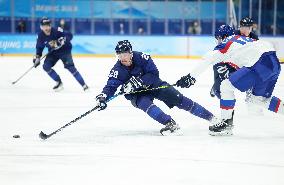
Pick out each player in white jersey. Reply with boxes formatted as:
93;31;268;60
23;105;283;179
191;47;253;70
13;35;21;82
176;24;283;136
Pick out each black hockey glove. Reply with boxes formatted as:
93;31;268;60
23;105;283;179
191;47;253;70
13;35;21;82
121;76;144;94
176;73;196;88
96;93;107;111
33;55;41;68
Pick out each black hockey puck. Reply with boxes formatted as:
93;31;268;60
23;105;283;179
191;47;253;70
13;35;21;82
13;135;20;138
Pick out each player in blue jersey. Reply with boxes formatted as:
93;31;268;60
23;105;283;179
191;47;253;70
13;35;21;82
176;24;283;136
95;40;220;135
33;17;88;91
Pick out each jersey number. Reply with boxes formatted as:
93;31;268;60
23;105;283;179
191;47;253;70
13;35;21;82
109;70;118;78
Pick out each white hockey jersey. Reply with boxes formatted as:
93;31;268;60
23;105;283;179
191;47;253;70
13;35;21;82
191;35;276;78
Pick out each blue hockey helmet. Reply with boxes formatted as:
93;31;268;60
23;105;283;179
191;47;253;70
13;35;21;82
40;17;51;26
115;40;132;54
214;24;235;40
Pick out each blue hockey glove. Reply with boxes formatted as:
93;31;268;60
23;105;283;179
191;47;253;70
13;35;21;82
176;73;196;88
96;93;107;111
121;76;144;94
33;55;41;68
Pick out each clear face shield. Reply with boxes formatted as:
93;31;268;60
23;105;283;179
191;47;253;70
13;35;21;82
117;52;133;66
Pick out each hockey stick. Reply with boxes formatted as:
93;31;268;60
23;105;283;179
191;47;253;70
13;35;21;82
12;50;54;85
39;83;176;140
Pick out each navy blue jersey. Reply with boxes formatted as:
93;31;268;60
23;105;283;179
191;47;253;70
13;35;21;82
102;51;164;99
36;27;73;56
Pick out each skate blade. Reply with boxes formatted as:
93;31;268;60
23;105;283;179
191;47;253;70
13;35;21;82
54;86;64;92
84;87;91;92
160;129;183;136
209;129;233;136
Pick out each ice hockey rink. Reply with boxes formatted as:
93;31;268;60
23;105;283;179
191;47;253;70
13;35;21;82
1;56;284;185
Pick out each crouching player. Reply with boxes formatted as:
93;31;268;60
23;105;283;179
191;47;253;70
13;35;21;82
95;40;220;135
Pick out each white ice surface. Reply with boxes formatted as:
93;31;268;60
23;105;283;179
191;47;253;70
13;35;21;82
0;56;284;185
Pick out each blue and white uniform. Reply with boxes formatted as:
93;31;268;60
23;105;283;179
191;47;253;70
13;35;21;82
190;35;282;118
211;30;259;99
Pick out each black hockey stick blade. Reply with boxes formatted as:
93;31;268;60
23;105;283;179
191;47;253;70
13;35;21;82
39;131;50;140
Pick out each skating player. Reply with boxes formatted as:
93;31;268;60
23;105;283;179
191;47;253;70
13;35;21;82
95;40;220;135
176;24;283;136
34;17;88;91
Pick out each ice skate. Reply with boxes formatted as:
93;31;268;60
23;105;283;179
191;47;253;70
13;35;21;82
160;119;181;136
53;80;63;92
209;112;234;136
83;84;90;92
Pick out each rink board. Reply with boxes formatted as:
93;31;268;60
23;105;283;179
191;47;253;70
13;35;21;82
0;35;284;63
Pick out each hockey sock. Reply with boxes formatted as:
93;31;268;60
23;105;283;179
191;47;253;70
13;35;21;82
220;99;236;119
47;69;61;82
66;66;86;86
177;96;214;121
137;97;171;125
268;96;284;115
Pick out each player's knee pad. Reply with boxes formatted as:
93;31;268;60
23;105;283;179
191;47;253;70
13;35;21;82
157;87;183;108
177;96;194;112
42;63;52;73
134;96;153;112
220;79;236;100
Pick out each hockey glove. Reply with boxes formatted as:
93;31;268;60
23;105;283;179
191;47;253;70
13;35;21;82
96;93;107;111
56;37;66;49
121;76;144;94
33;55;41;68
176;73;196;88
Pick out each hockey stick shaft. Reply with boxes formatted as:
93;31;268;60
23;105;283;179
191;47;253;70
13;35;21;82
39;84;176;140
12;51;52;85
39;92;123;140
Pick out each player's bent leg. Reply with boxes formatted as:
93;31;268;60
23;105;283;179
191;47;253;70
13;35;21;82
209;79;236;136
177;96;216;122
62;54;88;91
65;65;85;85
43;60;63;92
220;79;236;119
156;85;217;124
132;95;180;135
